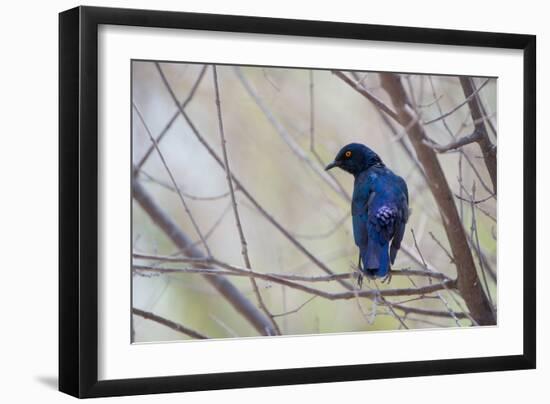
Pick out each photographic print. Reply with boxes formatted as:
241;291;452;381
131;61;497;342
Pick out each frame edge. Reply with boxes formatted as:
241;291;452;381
58;5;537;398
522;34;536;369
58;5;81;398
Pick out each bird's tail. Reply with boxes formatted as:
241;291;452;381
361;240;390;278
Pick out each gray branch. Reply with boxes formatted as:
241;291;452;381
154;62;353;291
132;308;209;339
132;179;278;336
212;65;281;335
459;77;497;193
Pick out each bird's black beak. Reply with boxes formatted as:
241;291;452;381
325;161;340;171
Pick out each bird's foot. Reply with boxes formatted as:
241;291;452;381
355;254;365;289
357;273;364;289
381;269;393;284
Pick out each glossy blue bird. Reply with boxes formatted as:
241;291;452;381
326;143;409;285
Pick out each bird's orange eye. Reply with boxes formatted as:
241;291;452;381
345;151;352;158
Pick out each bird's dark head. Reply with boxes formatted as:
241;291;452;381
325;143;383;176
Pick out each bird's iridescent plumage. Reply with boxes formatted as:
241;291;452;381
326;143;409;281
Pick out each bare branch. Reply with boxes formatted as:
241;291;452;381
429;231;454;264
376;73;495;325
139;169;230;201
134;252;451;282
374;280;409;329
308;70;352;201
332;70;401;123
424;128;482;153
132;308;209;339
234;67;351;201
133;259;457;300
390;303;469;320
411;229;473;326
375;101;428;181
309;70;315;152
213;65;280;335
133;103;212;257
132;179;277;336
454;192;495;204
460;77;497;193
455;182;497;224
477;91;498;138
154;62;353;290
187;202;232;250
417;94;444;108
426;77;494;195
423;78;490;125
476;205;497;223
348;71;427;183
134;255;466;321
134;65;208;173
209;314;239;338
469;182;496;316
272;296;317;318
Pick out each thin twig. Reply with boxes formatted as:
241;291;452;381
429;232;454;264
187;201;232;249
469;182;496;316
132;308;209;339
133;260;456;300
459;152;464;220
424;129;481;153
349;70;428;181
272;296;317;318
411;229;476;326
309;70;315;152
234;67;351;201
426;77;494;196
454;192;495;204
459;77;497;193
476;204;497;222
417;94;444;108
134;252;451;281
139;169;231;201
308;70;352;201
477;90;498;138
350;266;376;325
390;303;470;319
154;62;353;291
374;280;409;329
423;78;490;125
332;70;401;123
456;182;497;223
209;314;239;338
212;65;280;335
461;151;494;196
134;65;208;173
133;102;213;257
132;179;277;336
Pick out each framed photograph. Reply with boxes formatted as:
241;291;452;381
59;6;536;398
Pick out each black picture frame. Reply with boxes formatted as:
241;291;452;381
59;5;536;398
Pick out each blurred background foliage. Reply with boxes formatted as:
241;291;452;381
132;61;497;342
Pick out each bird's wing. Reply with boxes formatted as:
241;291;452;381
351;177;373;248
369;179;407;243
389;213;406;264
389;175;409;264
395;174;409;204
368;204;400;244
352;191;373;248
